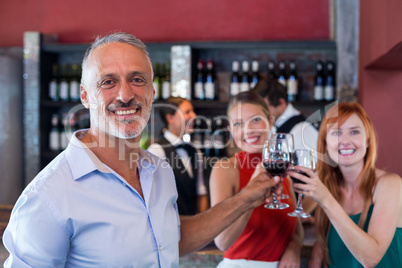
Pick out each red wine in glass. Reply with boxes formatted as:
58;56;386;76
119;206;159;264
290;170;309;184
264;160;290;177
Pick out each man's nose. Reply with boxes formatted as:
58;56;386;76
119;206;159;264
117;82;134;103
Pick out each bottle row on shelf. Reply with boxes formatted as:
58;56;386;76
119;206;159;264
189;116;228;158
230;59;336;102
152;62;172;101
153;59;219;102
47;59;336;104
48;110;90;152
193;60;217;101
229;60;260;97
313;61;336;102
48;63;82;102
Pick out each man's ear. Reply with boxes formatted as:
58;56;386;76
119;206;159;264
81;84;90;109
278;98;287;107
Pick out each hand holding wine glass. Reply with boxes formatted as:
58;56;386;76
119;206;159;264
268;132;295;200
287;149;317;218
262;138;290;209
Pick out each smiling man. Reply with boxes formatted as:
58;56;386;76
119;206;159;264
3;32;280;268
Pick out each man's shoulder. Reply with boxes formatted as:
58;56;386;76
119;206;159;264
25;152;71;194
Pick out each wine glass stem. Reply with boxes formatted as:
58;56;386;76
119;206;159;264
272;185;278;203
297;193;304;211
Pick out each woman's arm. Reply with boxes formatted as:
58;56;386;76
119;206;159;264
209;158;253;251
290;167;402;268
309;241;326;268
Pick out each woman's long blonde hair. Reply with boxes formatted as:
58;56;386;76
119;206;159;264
315;102;378;265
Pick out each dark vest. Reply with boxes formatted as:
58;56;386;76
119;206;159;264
158;137;200;216
276;114;306;134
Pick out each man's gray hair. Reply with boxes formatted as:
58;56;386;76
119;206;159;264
81;32;149;85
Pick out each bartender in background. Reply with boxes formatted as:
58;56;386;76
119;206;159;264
147;97;209;215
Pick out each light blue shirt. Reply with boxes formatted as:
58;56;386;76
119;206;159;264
3;130;181;268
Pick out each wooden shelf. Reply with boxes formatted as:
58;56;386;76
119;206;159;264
41;99;83;108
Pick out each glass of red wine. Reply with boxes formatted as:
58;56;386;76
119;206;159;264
268;132;295;199
288;149;317;218
262;138;290;209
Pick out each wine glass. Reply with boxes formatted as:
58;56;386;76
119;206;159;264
268;132;295;199
288;149;317;218
262;139;290;210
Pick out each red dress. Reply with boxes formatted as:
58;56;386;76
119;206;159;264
223;151;297;261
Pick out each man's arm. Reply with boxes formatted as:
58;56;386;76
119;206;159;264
178;169;280;256
3;191;70;267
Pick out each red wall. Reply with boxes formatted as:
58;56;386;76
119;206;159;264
0;0;329;47
359;1;402;176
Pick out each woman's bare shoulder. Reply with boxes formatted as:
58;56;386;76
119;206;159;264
375;169;401;183
210;156;240;193
373;169;401;197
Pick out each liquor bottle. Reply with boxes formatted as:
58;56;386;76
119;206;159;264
69;64;80;102
59;64;70;101
277;61;287;87
213;118;226;157
240;61;250;92
49;64;59;102
49;114;60;152
314;61;325;101
267;61;277;80
204;60;216;100
250;60;259;89
152;62;161;100
161;63;171;100
287;61;298;102
324;61;336;101
193;60;205;100
230;61;240;97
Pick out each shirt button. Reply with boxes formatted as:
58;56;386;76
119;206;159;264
123;182;127;187
158;245;162;251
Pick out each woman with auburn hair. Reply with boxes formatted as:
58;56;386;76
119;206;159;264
289;102;402;267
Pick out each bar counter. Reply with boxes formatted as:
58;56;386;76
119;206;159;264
180;222;317;267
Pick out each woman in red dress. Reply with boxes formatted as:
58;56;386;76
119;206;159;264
210;91;303;268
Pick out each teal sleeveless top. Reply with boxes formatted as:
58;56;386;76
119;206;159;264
328;205;402;267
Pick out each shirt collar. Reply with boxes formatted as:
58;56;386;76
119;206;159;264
65;129;156;180
275;103;301;128
164;130;183;146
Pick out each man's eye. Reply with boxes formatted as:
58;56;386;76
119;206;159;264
233;122;241;127
131;77;146;86
100;80;116;89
